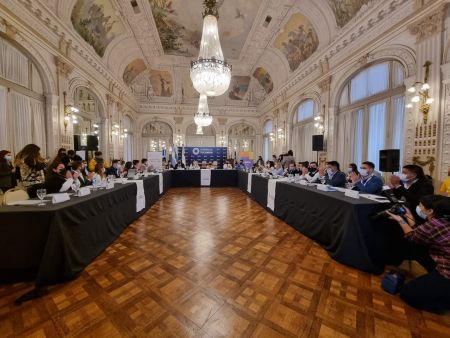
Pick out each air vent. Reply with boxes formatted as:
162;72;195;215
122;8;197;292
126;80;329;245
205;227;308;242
131;0;140;14
263;16;272;27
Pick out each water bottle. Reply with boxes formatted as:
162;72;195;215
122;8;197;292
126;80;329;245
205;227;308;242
92;176;97;190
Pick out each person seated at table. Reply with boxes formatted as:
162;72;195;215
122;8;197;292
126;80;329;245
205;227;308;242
349;161;383;194
439;166;450;196
284;161;299;176
389;164;434;220
0;149;16;193
93;163;106;183
67;149;82;164
272;161;284;176
131;160;141;171
206;162;213;169
235;160;245;170
223;160;233;170
71;161;93;186
300;161;320;183
387;195;450;313
141;158;148;172
346;163;360;182
88;151;109;172
45;161;77;193
106;160;120;178
174;160;186;170
14;144;46;195
318;161;346;187
256;156;264;167
190;160;201;170
122;161;132;176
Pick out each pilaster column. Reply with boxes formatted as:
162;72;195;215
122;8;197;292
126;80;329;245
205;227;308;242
318;76;331;159
55;56;74;150
44;94;59;157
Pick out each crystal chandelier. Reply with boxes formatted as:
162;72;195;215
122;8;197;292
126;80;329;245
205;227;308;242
196;125;204;135
190;0;231;96
194;94;212;127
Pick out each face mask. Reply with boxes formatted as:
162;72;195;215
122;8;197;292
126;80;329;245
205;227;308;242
360;169;368;177
347;168;352;174
309;167;316;172
327;168;334;176
400;173;409;182
4;155;12;161
59;168;66;176
289;166;295;171
416;206;428;220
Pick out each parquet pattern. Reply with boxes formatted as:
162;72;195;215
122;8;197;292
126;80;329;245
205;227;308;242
1;188;450;337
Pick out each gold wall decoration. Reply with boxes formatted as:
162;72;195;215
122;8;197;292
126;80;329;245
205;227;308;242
412;156;435;177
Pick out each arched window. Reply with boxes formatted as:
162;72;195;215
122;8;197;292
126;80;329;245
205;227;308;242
228;123;256;159
142;121;173;156
263;120;273;161
337;61;405;169
185;124;215;147
0;36;46;155
292;99;317;162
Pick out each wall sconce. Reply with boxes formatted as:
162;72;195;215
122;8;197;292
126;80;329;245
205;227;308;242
269;132;275;142
314;105;325;134
175;130;183;145
63;91;79;134
92;123;99;135
277;128;284;140
219;131;225;146
406;61;433;124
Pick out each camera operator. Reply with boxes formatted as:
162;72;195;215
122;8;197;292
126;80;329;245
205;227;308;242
389;164;434;220
386;195;450;313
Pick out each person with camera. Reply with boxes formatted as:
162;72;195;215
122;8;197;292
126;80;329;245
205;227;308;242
389;164;434;220
386;195;450;313
349;161;383;195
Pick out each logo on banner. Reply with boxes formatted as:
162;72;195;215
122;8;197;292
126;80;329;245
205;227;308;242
192;148;200;155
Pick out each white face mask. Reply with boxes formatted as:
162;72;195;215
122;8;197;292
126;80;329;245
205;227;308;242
347;168;352;174
4;155;12;161
360;169;368;177
400;173;409;182
327;168;334;176
416;205;428;219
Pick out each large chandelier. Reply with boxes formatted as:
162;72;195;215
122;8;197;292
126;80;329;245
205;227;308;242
190;0;231;96
194;94;213;127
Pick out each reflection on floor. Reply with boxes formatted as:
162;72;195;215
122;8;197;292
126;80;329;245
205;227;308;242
1;188;449;337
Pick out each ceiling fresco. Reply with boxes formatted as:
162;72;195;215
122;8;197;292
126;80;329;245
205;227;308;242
71;0;125;57
274;13;319;71
253;67;273;94
123;59;147;85
328;0;370;27
148;0;262;58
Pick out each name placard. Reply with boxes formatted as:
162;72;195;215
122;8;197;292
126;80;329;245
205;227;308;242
345;189;360;199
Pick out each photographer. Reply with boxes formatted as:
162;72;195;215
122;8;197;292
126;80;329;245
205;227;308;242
387;195;450;313
389;164;434;220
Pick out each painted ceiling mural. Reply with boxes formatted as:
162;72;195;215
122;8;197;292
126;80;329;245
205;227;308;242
253;67;273;94
71;0;125;57
328;0;370;27
148;0;261;58
149;69;173;97
228;76;250;100
123;59;147;85
274;13;319;71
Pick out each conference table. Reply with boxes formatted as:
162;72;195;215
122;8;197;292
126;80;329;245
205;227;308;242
237;171;403;273
1;169;401;303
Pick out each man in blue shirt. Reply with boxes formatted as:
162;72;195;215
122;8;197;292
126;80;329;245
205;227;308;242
319;161;347;187
350;161;383;194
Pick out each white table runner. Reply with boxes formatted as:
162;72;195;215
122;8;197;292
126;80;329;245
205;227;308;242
247;173;254;193
123;180;145;212
267;178;288;211
201;169;211;186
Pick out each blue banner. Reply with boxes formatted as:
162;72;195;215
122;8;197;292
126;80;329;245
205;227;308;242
179;147;228;167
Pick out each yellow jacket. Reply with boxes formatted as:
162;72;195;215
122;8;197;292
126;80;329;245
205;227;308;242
88;158;110;172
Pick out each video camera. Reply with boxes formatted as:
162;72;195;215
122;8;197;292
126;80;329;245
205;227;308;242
372;189;407;220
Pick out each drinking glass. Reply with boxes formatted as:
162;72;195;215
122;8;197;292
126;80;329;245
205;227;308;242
37;189;46;206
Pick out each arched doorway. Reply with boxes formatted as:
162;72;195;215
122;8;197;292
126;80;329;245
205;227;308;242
142;121;173;157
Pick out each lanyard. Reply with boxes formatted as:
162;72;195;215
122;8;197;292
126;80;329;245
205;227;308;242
361;175;373;186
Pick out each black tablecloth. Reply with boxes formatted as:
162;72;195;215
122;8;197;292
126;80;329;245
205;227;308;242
237;170;248;192
0;183;137;285
251;175;269;208
142;176;160;211
171;170;201;187
273;182;403;273
162;171;171;193
211;170;237;187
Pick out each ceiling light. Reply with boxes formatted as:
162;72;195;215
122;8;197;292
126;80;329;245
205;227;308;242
194;94;212;127
190;0;231;96
407;86;416;93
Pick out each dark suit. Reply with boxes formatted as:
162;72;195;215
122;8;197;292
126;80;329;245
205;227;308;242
78;173;91;187
106;166;120;178
325;171;346;187
45;172;67;194
393;177;434;219
353;175;383;195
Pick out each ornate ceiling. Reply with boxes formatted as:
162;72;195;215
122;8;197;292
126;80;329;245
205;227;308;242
47;0;370;107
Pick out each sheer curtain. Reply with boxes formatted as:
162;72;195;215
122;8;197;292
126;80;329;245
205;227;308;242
353;109;364;166
392;96;405;166
0;85;8;150
0;38;29;87
8;91;32;153
367;101;387;169
336;111;353;166
30;99;46;156
292;122;314;161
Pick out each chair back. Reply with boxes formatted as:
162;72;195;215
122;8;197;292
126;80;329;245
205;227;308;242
3;188;29;205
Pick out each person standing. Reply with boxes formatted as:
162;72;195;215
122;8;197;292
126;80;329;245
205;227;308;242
0;150;16;192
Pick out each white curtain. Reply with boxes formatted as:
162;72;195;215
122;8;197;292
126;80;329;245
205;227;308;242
0;85;8;151
292;121;315;162
368;63;389;96
30;99;46;156
392;61;405;88
367;101;387;169
392;96;405;166
336;111;354;166
8;91;32;153
297;100;314;122
353;109;364;166
0;38;29;87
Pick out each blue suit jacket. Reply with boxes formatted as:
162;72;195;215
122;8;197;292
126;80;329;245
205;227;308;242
325;171;346;187
353;175;383;195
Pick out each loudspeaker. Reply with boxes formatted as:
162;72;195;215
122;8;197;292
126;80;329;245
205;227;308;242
87;135;98;151
379;149;400;173
312;135;324;151
74;135;81;151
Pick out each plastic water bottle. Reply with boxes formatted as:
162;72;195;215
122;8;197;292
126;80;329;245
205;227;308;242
92;176;97;190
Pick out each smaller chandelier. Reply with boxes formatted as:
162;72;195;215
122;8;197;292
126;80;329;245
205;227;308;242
405;61;433;124
190;0;231;96
194;94;213;127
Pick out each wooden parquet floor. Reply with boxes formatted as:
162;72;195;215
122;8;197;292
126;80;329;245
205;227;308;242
1;188;450;338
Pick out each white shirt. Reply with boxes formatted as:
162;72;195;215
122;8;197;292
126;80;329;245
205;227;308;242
301;171;320;183
223;164;233;170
